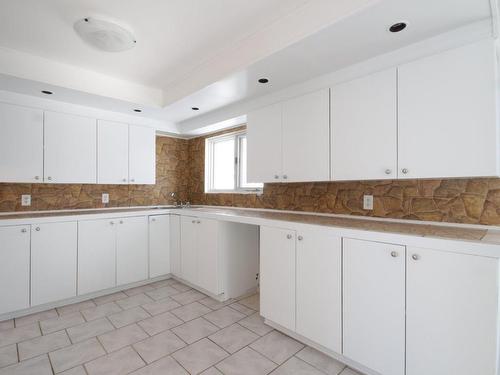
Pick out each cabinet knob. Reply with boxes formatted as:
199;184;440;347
122;178;127;182
402;168;409;174
110;221;114;225
21;228;27;233
297;235;303;241
34;176;40;180
197;220;201;224
274;175;279;179
192;220;196;224
283;175;288;179
35;227;40;231
130;178;135;182
47;176;52;181
391;251;398;257
151;218;156;222
286;234;293;239
385;169;392;175
119;220;123;224
412;254;420;261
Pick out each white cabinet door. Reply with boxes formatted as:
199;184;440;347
331;69;397;180
170;215;182;277
343;238;405;375
31;222;77;306
78;219;116;295
149;215;170;278
296;227;342;353
180;216;198;284
116;216;148;285
247;103;282;183
282;89;330;182
129;125;156;184
398;39;498;179
260;226;296;331
0;225;30;314
197;218;220;295
44;111;97;184
0;103;43;183
97;120;129;184
407;247;499;375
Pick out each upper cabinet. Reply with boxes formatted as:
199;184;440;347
247;88;330;183
398;39;498;179
331;68;397;180
129;125;156;185
0;103;44;183
44;111;97;184
97;120;129;184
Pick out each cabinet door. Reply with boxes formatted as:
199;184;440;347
197;218;220;295
282;89;330;182
129;125;156;184
44;111;97;183
97;120;129;184
170;215;182;277
31;222;77;306
398;39;498;179
247;103;282;183
296;227;342;353
116;216;148;285
407;248;499;375
0;103;43;183
343;238;405;375
0;225;30;314
260;226;296;331
180;216;197;284
149;215;170;278
78;219;116;295
331;69;397;180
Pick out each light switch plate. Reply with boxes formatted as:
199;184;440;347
102;193;109;204
363;195;373;210
21;195;31;206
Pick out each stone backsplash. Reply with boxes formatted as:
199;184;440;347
1;128;500;225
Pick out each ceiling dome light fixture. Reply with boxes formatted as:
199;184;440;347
389;22;407;33
74;17;136;52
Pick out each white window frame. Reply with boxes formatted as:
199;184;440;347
205;130;263;193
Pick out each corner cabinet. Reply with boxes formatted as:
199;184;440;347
247;88;330;183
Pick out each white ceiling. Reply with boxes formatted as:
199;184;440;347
0;0;496;133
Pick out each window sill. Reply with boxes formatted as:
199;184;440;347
204;190;263;195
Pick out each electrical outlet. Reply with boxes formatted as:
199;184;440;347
363;195;373;210
21;195;31;206
102;193;109;204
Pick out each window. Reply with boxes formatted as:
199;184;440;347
205;131;263;193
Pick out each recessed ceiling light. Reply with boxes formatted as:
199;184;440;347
133;109;142;113
191;107;199;111
258;78;269;84
41;90;53;95
74;17;136;52
389;22;407;33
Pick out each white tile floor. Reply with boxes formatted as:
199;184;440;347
0;279;362;375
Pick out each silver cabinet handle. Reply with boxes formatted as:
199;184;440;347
274;175;279;179
122;178;127;182
34;176;40;180
391;251;398;257
47;176;52;181
151;218;156;222
130;178;135;182
286;234;292;239
385;169;392;175
197;220;201;224
21;228;27;233
412;254;420;261
35;227;40;231
297;235;303;241
192;220;196;224
283;175;288;179
119;220;123;224
110;221;114;225
402;168;409;174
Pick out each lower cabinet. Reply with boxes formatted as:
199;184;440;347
180;216;198;285
0;225;30;314
78;219;117;295
149;215;170;278
31;222;77;306
260;226;296;331
342;238;406;375
406;247;499;375
116;216;148;285
170;215;181;277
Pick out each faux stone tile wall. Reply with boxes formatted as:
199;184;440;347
0;136;190;212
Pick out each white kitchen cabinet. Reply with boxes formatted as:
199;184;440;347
149;215;171;278
170;214;182;277
0;225;30;314
406;247;499;375
296;227;342;353
196;218;220;295
247;103;282;183
180;216;198;284
116;216;148;285
331;68;397;180
282;89;330;182
78;219;117;295
0;103;44;183
129;125;156;184
97;120;129;184
31;222;77;306
398;39;498;179
260;226;296;331
343;238;405;375
44;111;97;184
